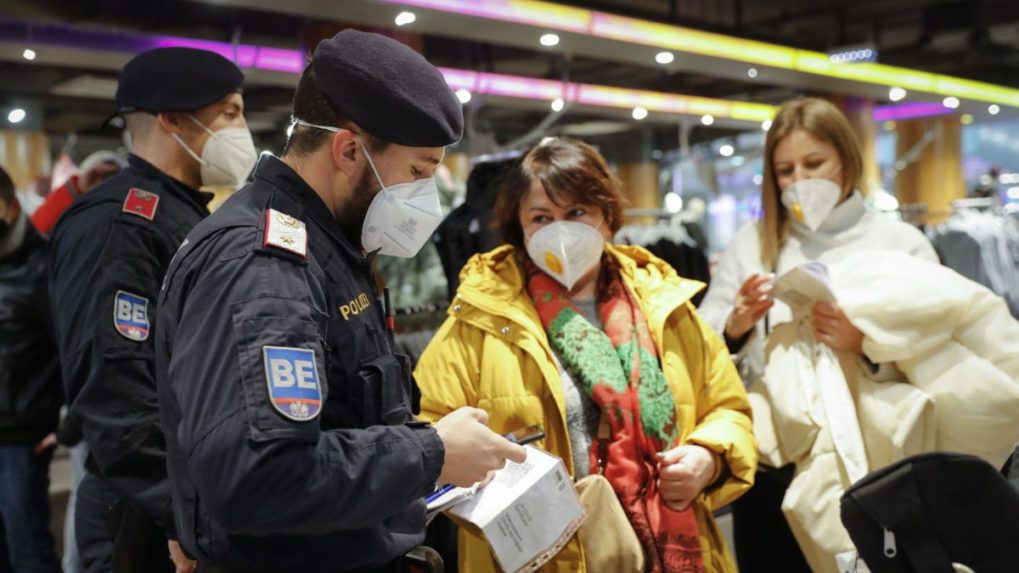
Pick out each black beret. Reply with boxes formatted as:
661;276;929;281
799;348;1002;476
312;30;463;147
116;47;244;114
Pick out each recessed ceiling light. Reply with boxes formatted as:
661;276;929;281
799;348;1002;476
632;107;648;120
540;33;560;47
551;98;565;112
889;87;907;102
655;51;674;65
943;96;960;109
394;12;416;26
455;89;472;104
7;108;26;124
22;48;36;61
700;114;715;126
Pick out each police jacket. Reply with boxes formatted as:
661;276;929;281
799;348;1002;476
48;153;212;531
0;219;61;445
155;156;444;572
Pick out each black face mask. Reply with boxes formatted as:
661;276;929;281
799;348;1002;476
0;220;8;239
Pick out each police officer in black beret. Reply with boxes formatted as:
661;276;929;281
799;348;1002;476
48;47;254;573
155;30;527;572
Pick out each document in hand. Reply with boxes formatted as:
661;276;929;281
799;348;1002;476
772;261;837;314
448;446;585;573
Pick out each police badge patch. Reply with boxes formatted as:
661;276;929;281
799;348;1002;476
122;188;160;220
113;291;150;341
263;209;307;258
263;346;322;422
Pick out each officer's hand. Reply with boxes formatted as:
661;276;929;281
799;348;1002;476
33;433;58;455
434;407;528;487
167;540;195;573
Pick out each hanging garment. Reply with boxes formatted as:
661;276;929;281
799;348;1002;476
615;221;711;305
929;209;1019;318
431;158;513;299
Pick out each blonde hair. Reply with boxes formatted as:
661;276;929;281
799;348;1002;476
759;97;864;269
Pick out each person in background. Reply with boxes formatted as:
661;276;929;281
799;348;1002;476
48;47;251;573
415;137;758;572
0;164;62;573
697;97;938;573
30;151;126;236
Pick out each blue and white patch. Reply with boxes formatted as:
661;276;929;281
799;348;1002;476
113;291;150;341
263;346;322;422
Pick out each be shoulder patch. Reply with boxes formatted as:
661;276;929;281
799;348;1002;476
263;346;322;421
113;291;150;341
122;188;160;220
263;209;307;258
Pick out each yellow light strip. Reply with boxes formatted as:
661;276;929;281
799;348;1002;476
380;0;1019;107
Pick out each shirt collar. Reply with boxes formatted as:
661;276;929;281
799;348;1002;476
127;154;214;208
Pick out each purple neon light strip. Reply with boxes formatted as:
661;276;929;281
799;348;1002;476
872;102;954;122
2;18;769;121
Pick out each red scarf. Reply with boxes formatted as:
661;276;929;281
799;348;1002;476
527;263;705;572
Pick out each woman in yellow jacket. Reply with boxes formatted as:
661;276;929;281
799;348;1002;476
415;137;757;573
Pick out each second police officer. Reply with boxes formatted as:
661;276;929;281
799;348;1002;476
49;47;254;572
155;30;527;572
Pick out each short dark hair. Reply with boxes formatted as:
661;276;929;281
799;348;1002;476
495;137;626;250
0;165;14;204
284;61;388;157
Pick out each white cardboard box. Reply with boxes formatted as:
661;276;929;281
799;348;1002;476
448;446;585;573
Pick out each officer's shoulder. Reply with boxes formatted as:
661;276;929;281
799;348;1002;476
51;176;136;241
182;203;309;267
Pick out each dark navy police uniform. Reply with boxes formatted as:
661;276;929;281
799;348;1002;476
155;156;444;572
47;46;244;572
48;154;213;569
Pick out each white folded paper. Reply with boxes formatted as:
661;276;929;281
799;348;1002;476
772;261;836;315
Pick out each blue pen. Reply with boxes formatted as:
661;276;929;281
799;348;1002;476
426;483;457;504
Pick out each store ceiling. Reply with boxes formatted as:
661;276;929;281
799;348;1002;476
1;0;1019;158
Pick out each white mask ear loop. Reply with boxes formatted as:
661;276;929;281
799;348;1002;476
354;137;387;189
170;132;208;167
291;119;384;186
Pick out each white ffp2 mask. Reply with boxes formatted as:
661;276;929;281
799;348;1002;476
781;178;842;232
359;140;443;258
172;115;257;188
525;221;605;290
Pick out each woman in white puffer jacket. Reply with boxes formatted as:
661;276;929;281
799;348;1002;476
697;97;937;573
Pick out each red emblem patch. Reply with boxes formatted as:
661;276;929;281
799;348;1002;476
122;188;160;220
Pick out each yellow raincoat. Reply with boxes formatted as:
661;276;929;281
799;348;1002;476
415;244;757;572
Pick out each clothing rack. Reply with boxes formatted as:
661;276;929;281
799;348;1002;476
624;208;679;219
951;197;1001;211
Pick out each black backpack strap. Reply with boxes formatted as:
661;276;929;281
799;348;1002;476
848;462;955;573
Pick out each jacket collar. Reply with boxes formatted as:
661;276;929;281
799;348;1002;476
453;243;706;340
127;153;214;210
254;155;372;266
